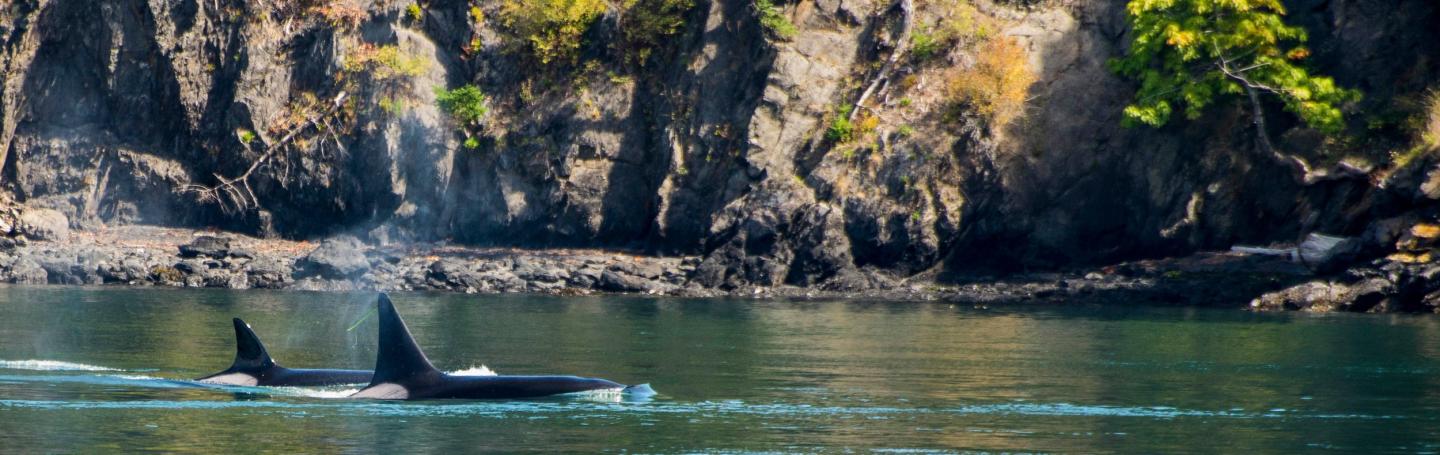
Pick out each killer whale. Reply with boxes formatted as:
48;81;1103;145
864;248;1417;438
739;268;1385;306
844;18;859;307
197;318;373;387
350;294;648;400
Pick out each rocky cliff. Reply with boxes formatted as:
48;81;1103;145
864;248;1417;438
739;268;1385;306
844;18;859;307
0;0;1436;295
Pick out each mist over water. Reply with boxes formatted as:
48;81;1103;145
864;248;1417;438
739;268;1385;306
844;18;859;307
1;286;1439;452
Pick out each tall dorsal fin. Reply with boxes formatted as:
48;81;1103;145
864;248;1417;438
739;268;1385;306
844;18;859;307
230;318;276;371
369;294;440;385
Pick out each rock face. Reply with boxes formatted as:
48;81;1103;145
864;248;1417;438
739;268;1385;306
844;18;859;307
17;208;69;242
0;0;1434;292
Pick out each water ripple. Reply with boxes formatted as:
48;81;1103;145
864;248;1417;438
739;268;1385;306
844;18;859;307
0;397;1413;422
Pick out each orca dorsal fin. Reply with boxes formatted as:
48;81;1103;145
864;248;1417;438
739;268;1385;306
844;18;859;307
230;318;276;371
369;294;440;385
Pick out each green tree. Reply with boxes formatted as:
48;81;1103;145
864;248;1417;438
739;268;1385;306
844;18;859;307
1111;0;1360;176
435;85;489;126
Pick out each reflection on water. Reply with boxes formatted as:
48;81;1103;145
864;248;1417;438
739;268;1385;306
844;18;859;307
0;286;1438;452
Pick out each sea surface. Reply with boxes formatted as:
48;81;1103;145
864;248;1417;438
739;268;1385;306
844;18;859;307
0;286;1437;452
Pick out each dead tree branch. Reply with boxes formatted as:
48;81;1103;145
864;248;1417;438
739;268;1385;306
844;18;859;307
180;91;348;213
851;0;914;121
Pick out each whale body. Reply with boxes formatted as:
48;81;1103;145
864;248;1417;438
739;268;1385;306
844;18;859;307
350;294;645;400
197;318;372;387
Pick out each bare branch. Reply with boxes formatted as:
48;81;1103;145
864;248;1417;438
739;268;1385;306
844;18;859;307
851;0;914;121
181;91;348;213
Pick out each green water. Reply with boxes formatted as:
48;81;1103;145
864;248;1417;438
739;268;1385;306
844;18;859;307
0;286;1438;452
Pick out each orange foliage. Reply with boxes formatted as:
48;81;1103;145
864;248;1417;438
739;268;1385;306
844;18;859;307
945;36;1035;129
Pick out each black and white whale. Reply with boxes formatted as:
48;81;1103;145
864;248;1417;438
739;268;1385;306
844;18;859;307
197;318;373;387
350;294;651;400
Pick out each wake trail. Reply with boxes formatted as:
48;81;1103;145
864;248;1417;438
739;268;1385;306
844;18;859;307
0;359;123;372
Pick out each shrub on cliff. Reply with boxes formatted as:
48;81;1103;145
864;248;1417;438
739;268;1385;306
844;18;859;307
1423;91;1440;152
619;0;695;63
946;36;1034;129
343;44;429;82
1110;0;1359;136
755;0;797;40
827;106;855;143
311;0;367;29
911;0;990;61
435;85;489;127
499;0;607;64
1390;90;1440;169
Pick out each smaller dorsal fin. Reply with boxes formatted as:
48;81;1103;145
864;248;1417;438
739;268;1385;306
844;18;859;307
368;294;440;385
230;318;276;371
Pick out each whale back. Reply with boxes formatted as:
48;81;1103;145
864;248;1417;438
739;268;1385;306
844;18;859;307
368;294;441;386
196;318;278;385
230;318;275;371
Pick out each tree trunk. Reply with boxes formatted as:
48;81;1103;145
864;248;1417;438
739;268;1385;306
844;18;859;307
850;0;913;121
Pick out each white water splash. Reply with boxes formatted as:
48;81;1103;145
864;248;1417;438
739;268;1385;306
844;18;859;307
449;365;498;376
0;360;122;372
565;387;627;403
271;387;362;399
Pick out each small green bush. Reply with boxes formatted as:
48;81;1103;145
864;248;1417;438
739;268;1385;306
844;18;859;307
463;136;481;149
910;25;942;60
826;105;855;143
755;0;796;40
435;85;489;126
406;3;422;22
237;129;257;145
378;96;408;115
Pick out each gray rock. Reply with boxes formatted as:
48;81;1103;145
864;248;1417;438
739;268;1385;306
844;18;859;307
38;257;84;285
100;258;149;283
598;270;654;293
568;266;604;288
179;236;231;258
515;260;565;283
296;236;369;279
204;271;249;289
429;258;484;289
174;260;203;275
0;237;24;249
9;258;47;284
248;260;292;289
608;262;664;280
17;208;69;242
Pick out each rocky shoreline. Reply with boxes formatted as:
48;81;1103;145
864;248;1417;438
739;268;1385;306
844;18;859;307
4;206;1439;312
0;220;1341;309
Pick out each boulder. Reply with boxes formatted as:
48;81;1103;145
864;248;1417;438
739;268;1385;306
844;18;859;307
17;208;69;242
8;258;47;284
296;236;370;279
247;260;293;289
514;258;565;283
0;208;19;236
428;258;483;289
179;236;231;258
1296;233;1364;273
598;270;655;293
38;257;84;285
